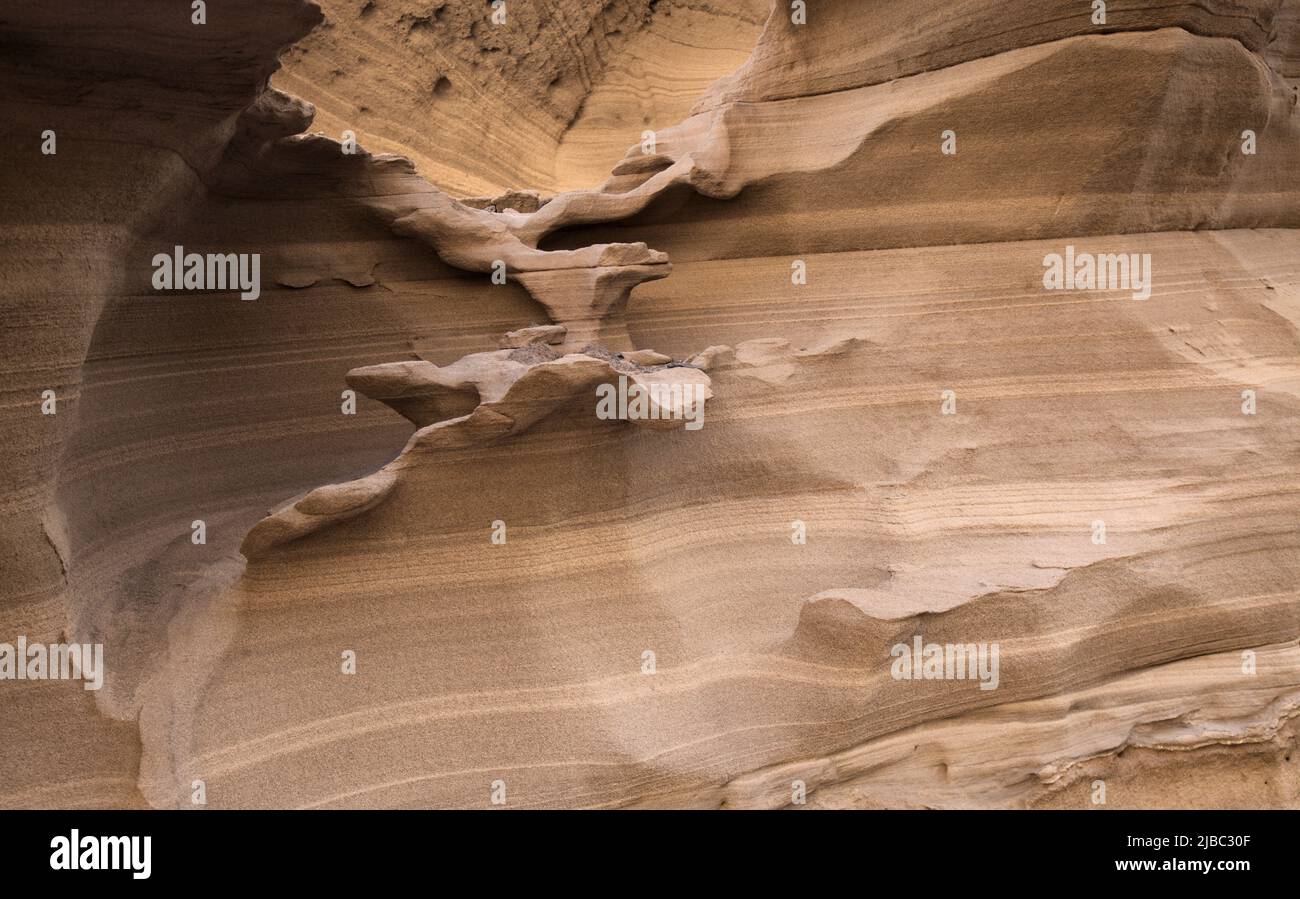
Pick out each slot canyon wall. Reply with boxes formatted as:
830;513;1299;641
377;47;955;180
1;0;1298;809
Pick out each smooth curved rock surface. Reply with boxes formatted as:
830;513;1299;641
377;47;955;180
2;0;1299;812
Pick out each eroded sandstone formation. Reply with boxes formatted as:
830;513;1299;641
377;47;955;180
274;0;770;195
1;0;1298;810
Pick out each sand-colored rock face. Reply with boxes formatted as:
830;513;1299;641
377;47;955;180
274;0;769;195
696;0;1293;110
1;0;1299;811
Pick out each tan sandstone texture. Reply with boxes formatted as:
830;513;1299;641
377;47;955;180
1;0;1298;809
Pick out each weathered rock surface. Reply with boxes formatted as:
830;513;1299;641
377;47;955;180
2;0;1299;811
274;0;769;195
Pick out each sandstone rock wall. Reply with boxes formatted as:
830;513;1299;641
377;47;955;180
2;0;1298;810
